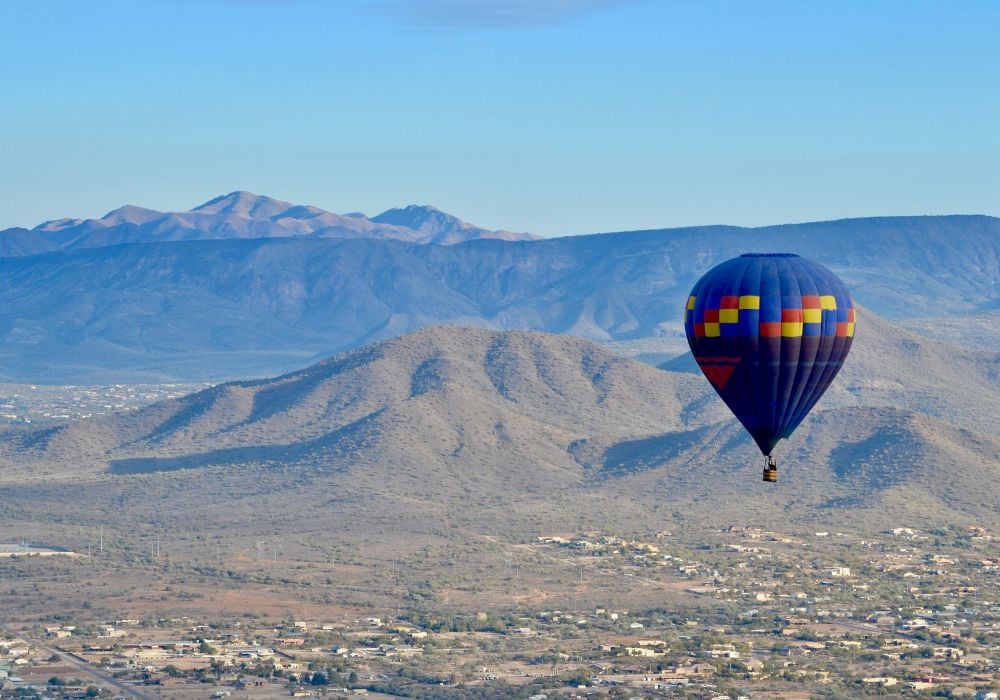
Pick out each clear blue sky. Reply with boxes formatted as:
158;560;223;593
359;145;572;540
2;0;998;236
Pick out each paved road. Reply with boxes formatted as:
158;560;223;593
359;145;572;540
837;619;924;642
45;645;154;700
0;620;151;699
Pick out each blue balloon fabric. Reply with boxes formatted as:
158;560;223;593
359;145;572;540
684;253;855;456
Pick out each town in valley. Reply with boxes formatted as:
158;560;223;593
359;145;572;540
2;524;996;699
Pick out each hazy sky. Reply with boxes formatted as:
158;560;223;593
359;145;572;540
2;0;998;236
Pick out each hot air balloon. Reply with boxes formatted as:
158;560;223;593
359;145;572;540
684;253;855;482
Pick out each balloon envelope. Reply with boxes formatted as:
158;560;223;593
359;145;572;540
684;253;855;456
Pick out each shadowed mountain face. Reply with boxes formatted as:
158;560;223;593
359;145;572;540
0;214;997;382
3;323;996;531
16;191;538;251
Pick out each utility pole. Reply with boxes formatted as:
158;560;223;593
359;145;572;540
99;525;103;553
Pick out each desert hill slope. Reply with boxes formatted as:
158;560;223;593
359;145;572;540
0;215;997;382
3;322;997;533
4;327;717;479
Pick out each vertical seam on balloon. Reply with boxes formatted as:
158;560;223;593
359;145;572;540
763;256;783;453
780;257;826;440
699;260;750;444
737;255;765;452
802;266;853;425
787;265;850;436
772;257;805;447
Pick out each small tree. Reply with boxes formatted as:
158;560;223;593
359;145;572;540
310;670;329;686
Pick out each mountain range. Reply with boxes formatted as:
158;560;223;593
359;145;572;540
2;191;537;255
0;198;998;382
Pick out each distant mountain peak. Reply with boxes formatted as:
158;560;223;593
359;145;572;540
33;217;86;232
191;191;294;219
372;204;538;244
372;204;460;231
394;204;444;215
99;204;164;226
